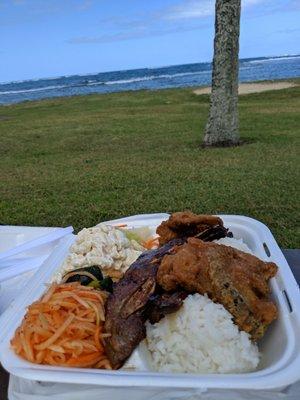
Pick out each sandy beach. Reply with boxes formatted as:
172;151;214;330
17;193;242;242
193;81;298;95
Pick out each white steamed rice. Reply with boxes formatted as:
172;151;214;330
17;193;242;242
146;293;260;374
214;237;253;255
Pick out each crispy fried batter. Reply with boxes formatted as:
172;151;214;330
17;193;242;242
157;211;224;245
157;238;278;340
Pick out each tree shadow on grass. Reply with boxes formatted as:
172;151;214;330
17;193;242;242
199;137;256;149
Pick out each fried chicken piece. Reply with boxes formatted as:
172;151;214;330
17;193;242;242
157;238;278;340
157;211;225;246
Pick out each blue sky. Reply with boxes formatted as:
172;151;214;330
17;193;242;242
0;0;299;82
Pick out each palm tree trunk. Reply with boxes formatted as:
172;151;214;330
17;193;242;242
204;0;241;146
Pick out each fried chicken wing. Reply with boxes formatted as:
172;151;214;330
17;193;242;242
156;211;225;245
157;238;278;340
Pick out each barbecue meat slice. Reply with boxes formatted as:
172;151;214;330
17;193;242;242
104;239;185;369
157;211;225;245
146;291;188;324
157;237;278;340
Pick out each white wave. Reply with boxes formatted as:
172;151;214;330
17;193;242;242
239;66;252;71
84;81;104;86
247;55;300;64
104;76;155;85
0;84;68;95
0;76;68;86
0;70;212;94
160;70;210;79
0;70;110;86
103;70;210;86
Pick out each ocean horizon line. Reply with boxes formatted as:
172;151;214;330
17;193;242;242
1;53;299;86
1;54;299;105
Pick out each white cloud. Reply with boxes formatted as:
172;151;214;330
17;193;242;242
77;0;93;11
166;0;214;20
165;0;266;20
68;0;279;46
243;0;265;5
12;0;26;4
68;23;209;44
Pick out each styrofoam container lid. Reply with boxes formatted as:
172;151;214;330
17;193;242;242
0;226;69;314
0;214;299;390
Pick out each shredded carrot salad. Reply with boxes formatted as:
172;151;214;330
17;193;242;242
142;236;159;250
11;282;111;369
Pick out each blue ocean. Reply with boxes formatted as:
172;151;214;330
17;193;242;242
0;55;299;105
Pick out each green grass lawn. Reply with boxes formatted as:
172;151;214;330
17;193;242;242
1;81;299;248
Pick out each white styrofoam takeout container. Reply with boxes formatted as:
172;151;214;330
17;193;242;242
0;225;68;314
0;214;299;390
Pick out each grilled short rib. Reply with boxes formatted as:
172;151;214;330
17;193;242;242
104;239;185;369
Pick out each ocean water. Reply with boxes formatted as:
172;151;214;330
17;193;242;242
0;55;299;105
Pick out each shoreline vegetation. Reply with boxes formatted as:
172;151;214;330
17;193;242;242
0;79;299;248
